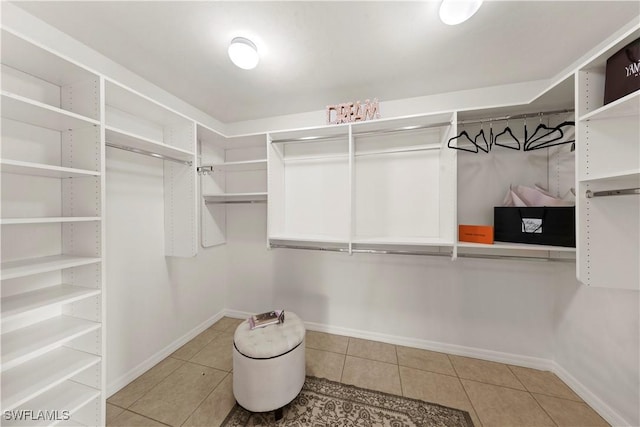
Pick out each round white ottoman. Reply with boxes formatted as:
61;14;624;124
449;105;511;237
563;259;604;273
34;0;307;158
232;311;306;415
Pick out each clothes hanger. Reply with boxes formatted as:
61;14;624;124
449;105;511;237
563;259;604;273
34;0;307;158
524;115;564;151
525;121;575;151
447;129;479;153
493;119;521;151
474;123;490;153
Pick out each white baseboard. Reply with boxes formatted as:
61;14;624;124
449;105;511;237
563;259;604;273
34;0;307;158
551;362;631;427
106;309;226;397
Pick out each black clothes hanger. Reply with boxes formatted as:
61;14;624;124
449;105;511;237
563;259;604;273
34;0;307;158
447;130;478;153
493;120;521;150
525;121;575;151
474;128;490;153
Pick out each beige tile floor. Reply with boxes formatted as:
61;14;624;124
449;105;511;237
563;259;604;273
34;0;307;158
106;317;609;427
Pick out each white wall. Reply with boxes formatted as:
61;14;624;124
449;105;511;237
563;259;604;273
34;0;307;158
106;149;227;394
554;266;640;426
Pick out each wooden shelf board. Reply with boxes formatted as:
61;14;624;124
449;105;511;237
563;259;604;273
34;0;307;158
1;217;101;225
1;285;100;321
1;92;99;131
1;255;101;280
11;381;100;427
2;316;101;371
0;159;100;179
1;347;100;410
579;90;640;121
203;192;267;203
105;126;194;161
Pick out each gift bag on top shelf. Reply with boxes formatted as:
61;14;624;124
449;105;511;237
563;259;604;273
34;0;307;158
604;37;640;105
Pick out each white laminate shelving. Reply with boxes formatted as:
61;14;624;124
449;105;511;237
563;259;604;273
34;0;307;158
576;26;640;289
1;92;99;131
2;316;101;371
1;285;101;321
457;241;576;253
1;29;105;425
1;255;102;280
203;192;267;203
105;125;194;162
10;381;100;427
1;217;101;225
1;346;101;410
0;159;101;178
199;126;267;247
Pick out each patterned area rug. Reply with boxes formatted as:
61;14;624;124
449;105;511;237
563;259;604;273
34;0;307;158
221;376;474;426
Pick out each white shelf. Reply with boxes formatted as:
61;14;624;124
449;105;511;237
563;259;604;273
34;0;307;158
353;236;454;246
11;381;100;427
1;346;100;410
1;217;101;225
1;255;102;280
1;285;101;321
0;159;100;179
579;169;640;185
2;316;101;371
105;125;194;161
579;90;640;121
269;235;350;245
457;241;576;252
1;92;99;131
203;192;268;203
206;159;267;171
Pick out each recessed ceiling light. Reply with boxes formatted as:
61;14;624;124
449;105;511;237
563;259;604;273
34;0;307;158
439;0;483;25
228;37;259;70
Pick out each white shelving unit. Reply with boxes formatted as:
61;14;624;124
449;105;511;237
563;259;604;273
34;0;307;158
576;27;640;289
198;125;267;247
105;79;197;257
1;29;105;426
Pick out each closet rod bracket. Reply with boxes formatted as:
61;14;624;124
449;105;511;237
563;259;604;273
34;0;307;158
586;188;640;198
197;166;214;175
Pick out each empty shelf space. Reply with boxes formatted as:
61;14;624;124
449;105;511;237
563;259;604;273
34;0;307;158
579;90;640;121
0;159;100;178
204;159;267;171
2;316;101;371
203;192;268;203
1;346;100;410
1;217;101;225
105;126;194;161
10;381;100;427
1;285;100;321
1;255;102;280
1;92;99;131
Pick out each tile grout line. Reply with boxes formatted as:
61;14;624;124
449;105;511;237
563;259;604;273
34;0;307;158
396;345;405;397
529;391;560;427
448;354;485;427
340;338;352;382
115;406;174;427
506;364;528;391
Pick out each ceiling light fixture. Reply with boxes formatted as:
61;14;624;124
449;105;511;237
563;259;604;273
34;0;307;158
228;37;259;70
439;0;483;25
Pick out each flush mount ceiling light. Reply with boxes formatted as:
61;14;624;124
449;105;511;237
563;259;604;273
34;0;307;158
228;37;259;70
439;0;483;25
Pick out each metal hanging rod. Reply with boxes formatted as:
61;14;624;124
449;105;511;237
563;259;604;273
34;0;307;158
271;121;451;144
106;142;192;166
586;188;640;198
457;109;574;126
355;144;441;157
270;243;574;262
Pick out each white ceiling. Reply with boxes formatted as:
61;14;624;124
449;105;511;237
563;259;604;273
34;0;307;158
13;1;640;124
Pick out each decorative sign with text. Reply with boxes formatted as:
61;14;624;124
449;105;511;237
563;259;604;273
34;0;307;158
326;98;380;125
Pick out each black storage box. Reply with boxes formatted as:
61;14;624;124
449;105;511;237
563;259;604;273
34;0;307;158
494;207;575;247
604;38;640;105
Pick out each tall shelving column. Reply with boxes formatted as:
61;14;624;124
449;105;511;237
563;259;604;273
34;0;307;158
576;26;640;289
1;29;106;426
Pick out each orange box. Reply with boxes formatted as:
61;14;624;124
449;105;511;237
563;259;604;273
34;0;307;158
458;225;494;244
